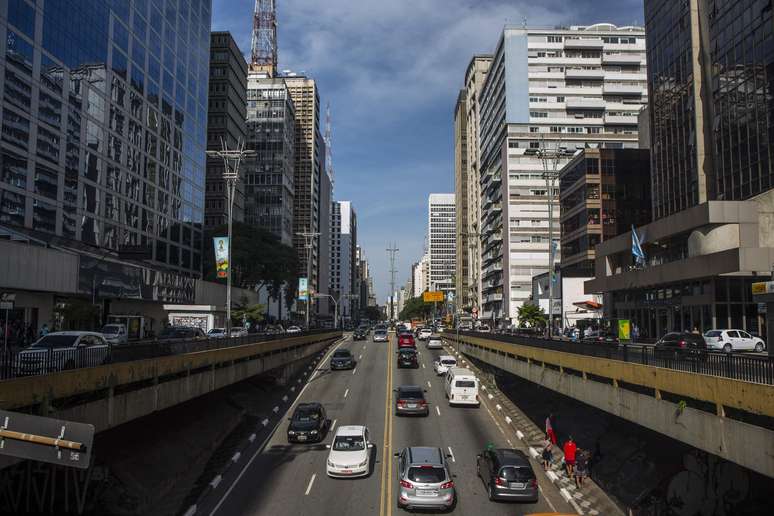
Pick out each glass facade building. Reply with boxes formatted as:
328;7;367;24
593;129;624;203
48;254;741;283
1;0;212;277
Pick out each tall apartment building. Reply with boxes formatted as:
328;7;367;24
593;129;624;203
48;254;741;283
244;73;295;245
0;0;213;325
330;201;357;323
428;194;456;293
317;135;333;317
285;74;322;294
454;91;469;308
204;32;247;231
478;24;648;325
587;0;774;341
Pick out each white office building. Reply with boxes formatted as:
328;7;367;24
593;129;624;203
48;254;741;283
478;24;647;326
428;194;457;294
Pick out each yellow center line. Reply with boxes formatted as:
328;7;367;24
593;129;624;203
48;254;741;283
379;334;393;516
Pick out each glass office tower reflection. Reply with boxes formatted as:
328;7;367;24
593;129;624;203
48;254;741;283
1;0;211;277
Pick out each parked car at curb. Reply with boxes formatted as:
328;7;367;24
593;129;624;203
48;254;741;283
207;328;228;339
395;446;455;511
287;402;330;443
158;326;206;340
325;425;373;478
703;329;766;353
286;326;302;334
230;327;248;337
101;324;128;345
15;332;110;376
654;332;707;359
476;448;538;502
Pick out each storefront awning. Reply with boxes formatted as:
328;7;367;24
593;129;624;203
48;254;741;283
573;300;603;310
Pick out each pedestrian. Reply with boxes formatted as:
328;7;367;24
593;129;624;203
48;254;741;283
545;413;557;445
631;323;639;343
39;323;49;337
574;449;589;488
563;436;577;478
691;326;700;335
541;433;553;470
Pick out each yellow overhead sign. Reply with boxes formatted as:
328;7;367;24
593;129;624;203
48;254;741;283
423;291;444;303
752;282;774;295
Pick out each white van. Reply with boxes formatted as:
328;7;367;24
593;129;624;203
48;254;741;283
444;367;479;406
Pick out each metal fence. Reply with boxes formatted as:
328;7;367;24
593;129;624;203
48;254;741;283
450;331;774;385
0;330;340;381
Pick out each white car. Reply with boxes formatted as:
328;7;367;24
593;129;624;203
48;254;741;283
433;355;457;375
286;326;302;334
15;332;110;376
230;327;248;337
427;336;443;349
101;324;128;345
418;328;432;341
207;328;227;339
704;329;766;353
476;325;491;333
325;425;373;478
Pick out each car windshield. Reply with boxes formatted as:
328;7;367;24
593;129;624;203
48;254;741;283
407;467;445;483
704;330;722;337
332;435;365;451
441;359;456;365
333;351;351;358
30;335;79;348
208;329;224;334
500;466;535;482
455;380;475;388
102;325;120;334
399;388;423;399
294;410;320;422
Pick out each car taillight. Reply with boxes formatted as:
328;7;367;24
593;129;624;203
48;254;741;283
440;481;454;489
400;480;413;489
679;340;687;348
398;400;406;406
420;400;427;406
529;479;537;488
495;477;506;486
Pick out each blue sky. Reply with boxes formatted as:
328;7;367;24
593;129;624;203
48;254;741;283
212;0;645;302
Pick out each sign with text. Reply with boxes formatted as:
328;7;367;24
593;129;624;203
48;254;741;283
298;278;309;301
213;237;229;278
752;281;774;295
0;293;15;311
423;291;444;303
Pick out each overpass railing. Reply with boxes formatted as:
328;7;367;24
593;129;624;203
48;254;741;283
0;330;338;381
448;331;774;385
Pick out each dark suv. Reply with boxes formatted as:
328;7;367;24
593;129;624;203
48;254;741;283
655;332;707;359
330;348;356;370
394;385;428;416
353;329;367;341
287;402;329;443
476;448;538;502
397;348;419;369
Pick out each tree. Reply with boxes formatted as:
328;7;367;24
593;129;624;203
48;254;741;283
399;297;433;321
203;223;298;297
517;303;547;328
363;306;384;322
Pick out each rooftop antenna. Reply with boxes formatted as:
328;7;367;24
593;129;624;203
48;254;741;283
522;16;527;29
324;102;334;184
250;0;277;76
387;243;399;321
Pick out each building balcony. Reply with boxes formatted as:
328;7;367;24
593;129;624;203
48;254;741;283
603;83;644;95
565;97;606;110
565;68;605;80
604;114;639;125
484;293;504;303
602;53;644;66
564;38;604;49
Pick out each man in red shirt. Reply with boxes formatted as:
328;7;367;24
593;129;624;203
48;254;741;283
563;436;577;477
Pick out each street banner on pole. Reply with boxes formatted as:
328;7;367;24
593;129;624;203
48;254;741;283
213;237;229;278
618;319;631;341
423;291;444;303
298;278;309;301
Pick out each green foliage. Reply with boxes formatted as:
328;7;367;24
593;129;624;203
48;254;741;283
203;223;298;297
55;300;101;330
363;306;385;322
232;303;266;325
517;303;547;328
399;297;432;321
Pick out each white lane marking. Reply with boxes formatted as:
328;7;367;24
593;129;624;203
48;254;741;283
183;505;197;516
210;337;348;515
282;395;288;402
231;452;241;462
426;381;431;388
261;419;269;427
248;434;256;443
547;470;559;483
344;388;349;398
290;386;296;392
447;447;455;463
352;367;357;375
528;447;539;459
516;430;525;440
496;404;502;411
422;363;426;369
504;416;512;424
506;439;514;447
272;406;279;413
210;475;222;489
487;393;494;400
331;419;337;432
359;354;363;359
304;473;317;496
540;485;558;512
435;406;441;416
481;385;487;391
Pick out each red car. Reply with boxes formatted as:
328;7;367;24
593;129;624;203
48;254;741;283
397;333;416;349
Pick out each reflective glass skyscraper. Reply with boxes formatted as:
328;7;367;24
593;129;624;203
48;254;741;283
1;0;211;277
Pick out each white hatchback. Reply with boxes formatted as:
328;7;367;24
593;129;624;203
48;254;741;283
433;355;457;375
704;329;766;353
418;328;432;341
326;425;373;478
427;336;443;349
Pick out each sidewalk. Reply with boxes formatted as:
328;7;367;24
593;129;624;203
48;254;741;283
443;341;625;516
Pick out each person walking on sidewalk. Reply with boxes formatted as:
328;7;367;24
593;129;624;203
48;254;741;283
563;436;577;477
545;413;556;445
574;449;589;488
541;433;553;470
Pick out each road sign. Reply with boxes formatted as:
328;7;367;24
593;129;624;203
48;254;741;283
0;410;94;469
752;281;774;295
0;293;15;310
423;291;444;303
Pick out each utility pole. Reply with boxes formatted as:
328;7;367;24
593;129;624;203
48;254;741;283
386;243;399;322
297;230;320;330
206;139;255;335
539;136;564;339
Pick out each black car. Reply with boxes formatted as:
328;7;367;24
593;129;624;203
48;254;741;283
287;402;330;443
158;326;206;340
476;448;538;502
582;330;619;346
397;348;419;369
353;329;367;341
330;348;356;370
655;332;707;359
394;385;429;416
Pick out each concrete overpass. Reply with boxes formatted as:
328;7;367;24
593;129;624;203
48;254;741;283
445;331;774;479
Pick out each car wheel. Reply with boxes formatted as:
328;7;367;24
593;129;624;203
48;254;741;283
723;343;733;353
755;342;764;353
488;484;496;501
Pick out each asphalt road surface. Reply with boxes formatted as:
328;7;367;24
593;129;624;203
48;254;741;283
206;332;575;516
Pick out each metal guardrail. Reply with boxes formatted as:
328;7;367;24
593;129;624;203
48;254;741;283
0;330;338;381
449;331;774;385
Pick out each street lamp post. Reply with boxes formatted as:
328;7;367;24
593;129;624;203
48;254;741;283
314;293;338;329
297;230;320;330
539;139;563;339
206;139;255;335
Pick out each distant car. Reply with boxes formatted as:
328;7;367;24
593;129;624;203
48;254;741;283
395;446;455;511
207;328;227;339
476;448;538;502
15;332;110;376
704;329;766;353
101;324;128;345
427;336;443;349
158;326;206;340
476;325;491;333
326;425;373;478
397;348;419;369
286;326;302;334
373;329;389;342
330;348;356;370
418;328;433;341
357;325;370;335
397;333;416;349
433;355;457;376
230;327;248;337
287;402;329;443
353;329;367;341
394;385;429;416
655;332;707;359
581;330;619;346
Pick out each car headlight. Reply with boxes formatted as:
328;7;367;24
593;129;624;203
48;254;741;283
288;430;295;435
357;460;368;467
310;430;318;434
327;460;335;467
